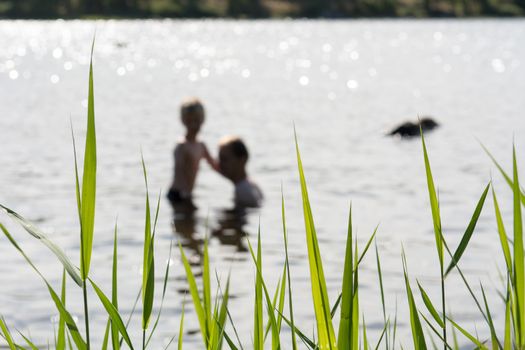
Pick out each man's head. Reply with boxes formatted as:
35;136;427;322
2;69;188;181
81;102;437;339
180;98;205;134
218;136;249;183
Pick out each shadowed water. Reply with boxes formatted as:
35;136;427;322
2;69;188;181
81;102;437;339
0;19;524;348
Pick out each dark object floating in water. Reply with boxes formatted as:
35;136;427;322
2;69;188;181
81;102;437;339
387;117;439;137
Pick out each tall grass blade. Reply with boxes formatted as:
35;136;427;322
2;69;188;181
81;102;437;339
202;236;212;345
88;279;134;349
279;313;318;349
179;243;207;346
363;317;369;350
295;130;337;350
512;145;525;346
252;231;265;350
417;282;444;328
18;331;39;350
79;38;97;281
141;156;155;335
375;242;389;350
420;129;443;266
402;251;427;350
178;304;185;350
447;318;487;349
281;191;298;350
373;319;389;350
111;222;120;350
355;225;378;268
337;205;355;350
0;205;82;286
479;283;501;350
146;240;174;347
0;223;86;350
445;184;490;276
0;316;16;350
492;187;512;273
481;144;525;206
57;269;67;350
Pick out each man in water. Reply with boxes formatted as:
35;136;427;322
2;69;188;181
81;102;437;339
218;136;263;209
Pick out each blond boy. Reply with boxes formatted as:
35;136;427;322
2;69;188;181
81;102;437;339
168;98;218;204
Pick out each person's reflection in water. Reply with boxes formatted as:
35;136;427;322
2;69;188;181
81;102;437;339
211;208;249;252
170;201;202;265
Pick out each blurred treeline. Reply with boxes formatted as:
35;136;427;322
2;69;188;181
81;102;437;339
0;0;523;18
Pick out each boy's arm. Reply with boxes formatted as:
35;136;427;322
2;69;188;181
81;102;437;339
202;143;220;172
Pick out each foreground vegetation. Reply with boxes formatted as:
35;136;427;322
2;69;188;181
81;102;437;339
0;0;523;19
1;44;524;350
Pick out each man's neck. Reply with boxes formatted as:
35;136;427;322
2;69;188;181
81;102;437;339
232;172;247;185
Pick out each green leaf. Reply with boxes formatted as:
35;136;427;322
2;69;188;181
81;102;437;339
417;282;444;328
337;205;355;350
57;269;67;350
492;187;512;273
447;318;487;349
0;223;86;350
179;243;207;347
111;221;120;350
402;251;427;350
0;316;16;350
295;130;337;350
281;191;298;350
80;40;97;280
421;129;443;266
141;156;155;331
445;183;490;276
512;145;525;346
0;205;82;287
88;279;134;349
178;304;185;350
481;143;525;206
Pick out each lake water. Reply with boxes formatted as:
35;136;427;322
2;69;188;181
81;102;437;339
1;19;524;349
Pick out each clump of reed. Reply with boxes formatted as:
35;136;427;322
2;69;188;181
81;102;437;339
0;44;524;350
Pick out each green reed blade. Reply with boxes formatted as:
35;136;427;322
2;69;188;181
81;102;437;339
111;221;120;350
420;311;451;349
479;284;501;350
17;330;39;350
352;240;360;350
247;231;267;350
101;319;110;350
141;156;155;333
338;205;354;350
392;301;398;350
146;240;174;348
178;243;207;346
451;319;459;350
222;330;239;350
0;316;16;350
504;281;512;350
421;130;443;266
331;293;342;318
264;277;282;341
295;130;337;350
493;187;513;273
57;269;67;350
279;312;318;349
375;241;389;350
281;191;298;350
445;183;490;276
481;143;525;206
355;225;379;269
363;316;369;350
211;275;230;350
447;318;487;349
0;205;82;287
402;251;427;350
373;318;389;350
88;279;133;349
0;224;87;350
512;145;525;346
177;303;185;350
276;265;287;334
203;236;212;341
417;282;444;328
80;40;97;280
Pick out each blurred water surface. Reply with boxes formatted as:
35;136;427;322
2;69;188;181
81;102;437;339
0;19;524;348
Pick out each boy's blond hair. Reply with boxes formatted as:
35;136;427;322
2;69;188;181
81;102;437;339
180;98;205;119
